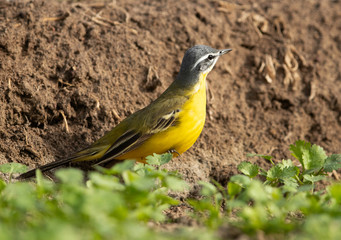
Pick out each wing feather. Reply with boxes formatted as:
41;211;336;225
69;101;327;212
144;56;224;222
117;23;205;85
96;108;181;164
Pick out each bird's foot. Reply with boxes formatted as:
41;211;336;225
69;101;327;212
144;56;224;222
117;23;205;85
167;149;180;157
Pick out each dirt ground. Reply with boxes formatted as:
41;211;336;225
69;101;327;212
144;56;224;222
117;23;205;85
1;0;340;196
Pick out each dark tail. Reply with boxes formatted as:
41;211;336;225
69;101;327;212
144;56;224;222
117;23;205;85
18;157;76;179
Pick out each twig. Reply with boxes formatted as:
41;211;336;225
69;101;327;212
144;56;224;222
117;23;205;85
42;13;69;22
60;110;69;133
332;170;340;181
112;109;121;121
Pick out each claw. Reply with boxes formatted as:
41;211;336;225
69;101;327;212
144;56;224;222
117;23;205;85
167;149;180;157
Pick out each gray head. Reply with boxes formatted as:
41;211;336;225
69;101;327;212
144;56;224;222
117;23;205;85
176;45;231;87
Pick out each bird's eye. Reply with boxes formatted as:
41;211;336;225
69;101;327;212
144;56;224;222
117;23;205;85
207;55;214;60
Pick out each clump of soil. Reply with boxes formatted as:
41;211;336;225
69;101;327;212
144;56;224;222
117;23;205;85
1;0;340;187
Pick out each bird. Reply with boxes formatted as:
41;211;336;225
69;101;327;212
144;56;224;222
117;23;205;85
19;45;231;179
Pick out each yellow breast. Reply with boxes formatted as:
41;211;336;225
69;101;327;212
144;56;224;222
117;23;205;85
172;73;207;154
117;73;207;161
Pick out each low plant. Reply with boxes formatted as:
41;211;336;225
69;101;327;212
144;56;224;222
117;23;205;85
0;140;340;239
188;140;341;238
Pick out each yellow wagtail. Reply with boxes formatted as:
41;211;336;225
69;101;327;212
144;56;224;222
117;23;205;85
20;45;231;178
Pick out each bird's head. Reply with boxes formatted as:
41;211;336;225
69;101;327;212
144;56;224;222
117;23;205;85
176;45;231;87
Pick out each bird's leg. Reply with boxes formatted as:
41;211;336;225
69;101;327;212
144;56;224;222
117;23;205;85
167;149;181;157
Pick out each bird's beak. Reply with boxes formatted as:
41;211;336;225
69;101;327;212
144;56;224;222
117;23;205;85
218;49;232;55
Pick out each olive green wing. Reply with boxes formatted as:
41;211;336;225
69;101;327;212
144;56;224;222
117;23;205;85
94;97;186;164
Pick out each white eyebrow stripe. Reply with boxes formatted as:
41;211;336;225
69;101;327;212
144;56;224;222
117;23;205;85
191;52;220;71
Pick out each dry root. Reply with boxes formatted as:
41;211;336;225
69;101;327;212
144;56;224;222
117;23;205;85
258;45;306;89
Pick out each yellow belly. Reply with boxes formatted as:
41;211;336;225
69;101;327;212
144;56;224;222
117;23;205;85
117;73;207;161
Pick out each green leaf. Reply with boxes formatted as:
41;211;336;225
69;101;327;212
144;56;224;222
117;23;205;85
108;160;136;174
267;165;283;181
165;176;188;191
237;161;259;178
145;152;172;166
89;172;124;191
228;182;242;197
246;181;268;202
303;174;325;183
146;153;163;165
282;178;299;192
199;181;218;197
281;166;299;178
302;214;341;240
3;182;35;210
145;155;159;165
0;163;28;174
132;162;151;177
55;168;84;185
122;171;154;190
159;153;173;165
35;169;54;194
302;144;327;171
0;179;6;192
328;183;341;204
298;184;314;192
280;159;295;167
324;154;341;172
230;174;251;188
290;140;311;166
122;170;140;185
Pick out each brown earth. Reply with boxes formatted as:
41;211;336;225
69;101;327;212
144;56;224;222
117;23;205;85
0;0;341;191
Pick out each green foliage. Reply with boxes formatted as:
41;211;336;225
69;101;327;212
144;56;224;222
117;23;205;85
146;152;173;166
289;140;340;175
0;142;340;239
0;162;28;174
0;154;198;240
324;154;341;172
237;161;259;178
0;162;28;181
188;140;341;238
244;140;340;192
